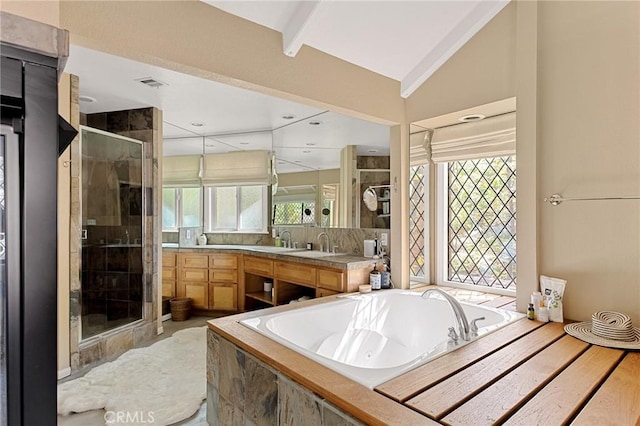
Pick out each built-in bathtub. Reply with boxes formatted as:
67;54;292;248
241;289;524;388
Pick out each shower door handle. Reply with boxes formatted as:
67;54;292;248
81;229;87;240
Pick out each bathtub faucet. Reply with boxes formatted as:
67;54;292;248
421;288;471;342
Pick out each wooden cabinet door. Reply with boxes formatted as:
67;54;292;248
184;281;208;310
317;269;345;292
162;266;176;281
209;269;238;283
244;256;274;276
209;283;238;311
316;287;340;298
162;251;176;267
180;253;209;269
162;281;175;298
209;254;237;269
276;261;316;287
180;268;208;282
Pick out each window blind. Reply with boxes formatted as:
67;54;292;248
430;112;516;163
162;155;202;186
201;150;271;186
410;130;432;166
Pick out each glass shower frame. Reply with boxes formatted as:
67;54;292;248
79;126;145;342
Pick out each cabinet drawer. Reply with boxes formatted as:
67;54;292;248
162;252;176;267
209;254;237;269
209;269;238;283
244;256;273;276
162;267;176;281
180;253;209;269
209;283;237;311
276;261;316;287
181;268;208;282
317;269;344;292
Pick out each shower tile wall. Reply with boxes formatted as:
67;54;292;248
72;107;161;370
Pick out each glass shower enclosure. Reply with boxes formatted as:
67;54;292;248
81;127;144;339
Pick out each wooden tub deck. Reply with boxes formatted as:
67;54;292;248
209;286;640;425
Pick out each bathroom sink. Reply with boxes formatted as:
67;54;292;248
287;250;347;259
249;246;302;254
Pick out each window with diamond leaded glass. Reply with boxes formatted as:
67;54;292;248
272;201;316;226
447;156;516;290
409;165;428;280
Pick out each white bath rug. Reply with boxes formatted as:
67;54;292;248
58;326;207;426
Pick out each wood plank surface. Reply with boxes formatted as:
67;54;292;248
376;318;544;402
571;352;640;426
503;345;625;425
406;322;566;419
443;335;589;425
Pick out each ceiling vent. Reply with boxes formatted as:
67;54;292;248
135;77;167;88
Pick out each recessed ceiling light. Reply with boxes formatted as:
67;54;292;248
240;142;250;145
302;150;311;153
277;161;285;164
190;122;204;127
79;95;97;103
368;149;378;153
294;160;302;163
308;121;322;126
281;114;296;120
205;143;214;148
458;114;486;123
305;142;316;146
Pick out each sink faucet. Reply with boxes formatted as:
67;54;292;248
421;288;471;341
317;231;331;253
280;230;292;248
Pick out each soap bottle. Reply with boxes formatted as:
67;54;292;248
369;262;381;290
198;234;207;245
275;232;282;247
527;303;535;320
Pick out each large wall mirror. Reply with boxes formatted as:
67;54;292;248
65;44;391;229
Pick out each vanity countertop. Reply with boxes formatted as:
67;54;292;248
162;243;376;270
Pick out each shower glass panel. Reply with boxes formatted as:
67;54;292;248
81;127;143;339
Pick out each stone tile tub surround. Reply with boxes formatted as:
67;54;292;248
207;298;434;425
207;327;365;426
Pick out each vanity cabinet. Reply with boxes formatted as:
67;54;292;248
243;255;369;311
177;252;239;312
162;250;177;298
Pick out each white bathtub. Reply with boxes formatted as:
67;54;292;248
241;289;524;388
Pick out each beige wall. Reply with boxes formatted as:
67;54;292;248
60;0;403;126
57;73;71;376
537;1;639;324
405;2;517;123
0;0;59;26
406;0;640;323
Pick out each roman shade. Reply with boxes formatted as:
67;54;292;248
272;185;317;203
430;112;516;163
162;155;201;186
201;150;271;186
410;130;432;166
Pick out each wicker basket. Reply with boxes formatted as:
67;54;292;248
170;297;192;321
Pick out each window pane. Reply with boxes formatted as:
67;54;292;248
239;186;263;230
447;156;516;289
409;165;426;278
181;187;201;227
273;201;315;225
216;187;237;229
162;188;176;229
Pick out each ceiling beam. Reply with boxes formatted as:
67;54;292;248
400;0;510;98
282;0;321;57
